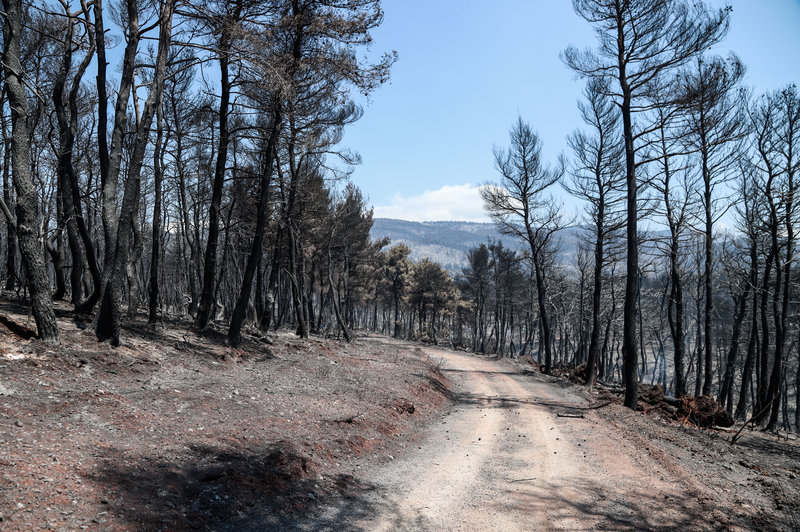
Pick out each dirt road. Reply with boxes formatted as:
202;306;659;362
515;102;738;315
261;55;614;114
341;343;737;531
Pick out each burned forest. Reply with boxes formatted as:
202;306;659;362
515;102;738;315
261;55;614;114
1;0;799;529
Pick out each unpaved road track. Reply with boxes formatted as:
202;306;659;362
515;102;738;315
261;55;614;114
341;342;734;532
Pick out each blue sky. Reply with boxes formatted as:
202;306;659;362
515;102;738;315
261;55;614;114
343;0;800;222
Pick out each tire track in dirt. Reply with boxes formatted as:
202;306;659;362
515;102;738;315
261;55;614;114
348;343;737;531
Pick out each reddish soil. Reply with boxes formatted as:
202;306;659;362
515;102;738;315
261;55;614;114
0;297;449;530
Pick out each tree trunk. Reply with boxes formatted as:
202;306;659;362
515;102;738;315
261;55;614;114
393;281;401;338
532;253;553;375
620;84;639;409
328;248;351;342
45;227;66;301
755;228;777;422
3;137;16;291
718;283;750;413
95;0;174;344
288;226;309;338
702;150;714;396
735;277;759;420
260;229;284;331
148;103;165;324
196;2;242;329
585;207;604;388
1;0;59;344
228;106;282;347
52;2;95;309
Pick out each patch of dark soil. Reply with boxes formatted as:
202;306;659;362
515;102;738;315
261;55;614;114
89;441;324;529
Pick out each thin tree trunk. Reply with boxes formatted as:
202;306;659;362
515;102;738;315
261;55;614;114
328;248;351;342
148;103;165;324
3;136;16;291
229;106;282;347
196;1;242;329
532;253;553;375
260;229;284;331
288;226;308;338
702;129;714;397
719;283;750;413
619;59;639;409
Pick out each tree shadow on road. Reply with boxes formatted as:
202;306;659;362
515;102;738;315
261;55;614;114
495;476;754;531
450;389;607;415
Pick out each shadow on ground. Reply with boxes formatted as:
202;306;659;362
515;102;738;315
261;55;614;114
89;440;389;531
493;476;737;531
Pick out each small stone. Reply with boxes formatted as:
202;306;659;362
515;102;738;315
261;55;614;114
14;420;22;427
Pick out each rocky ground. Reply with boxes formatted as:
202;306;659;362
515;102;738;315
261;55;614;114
0;296;798;531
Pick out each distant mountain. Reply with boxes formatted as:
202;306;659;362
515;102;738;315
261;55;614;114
370;219;582;275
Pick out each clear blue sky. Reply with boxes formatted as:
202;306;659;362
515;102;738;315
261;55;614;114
343;0;800;222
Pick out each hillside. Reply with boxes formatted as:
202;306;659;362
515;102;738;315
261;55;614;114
371;218;583;274
0;297;448;530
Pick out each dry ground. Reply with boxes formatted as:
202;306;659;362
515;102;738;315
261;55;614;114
0;298;448;530
0;297;798;531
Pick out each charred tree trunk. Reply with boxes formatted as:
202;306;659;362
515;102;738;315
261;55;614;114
229;106;282;347
1;0;59;344
288;226;308;338
620;82;639;409
95;0;174;344
52;2;95;309
45;227;66;301
585;205;604;389
755;210;777;423
328;248;351;342
260;229;284;331
3;137;16;291
702;149;714;396
196;1;242;329
532;252;553;375
719;281;750;413
735;272;759;420
148;104;165;324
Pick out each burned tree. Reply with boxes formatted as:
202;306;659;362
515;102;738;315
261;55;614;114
678;54;745;396
94;0;176;344
565;0;731;408
482;117;564;375
0;0;59;344
565;79;625;388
